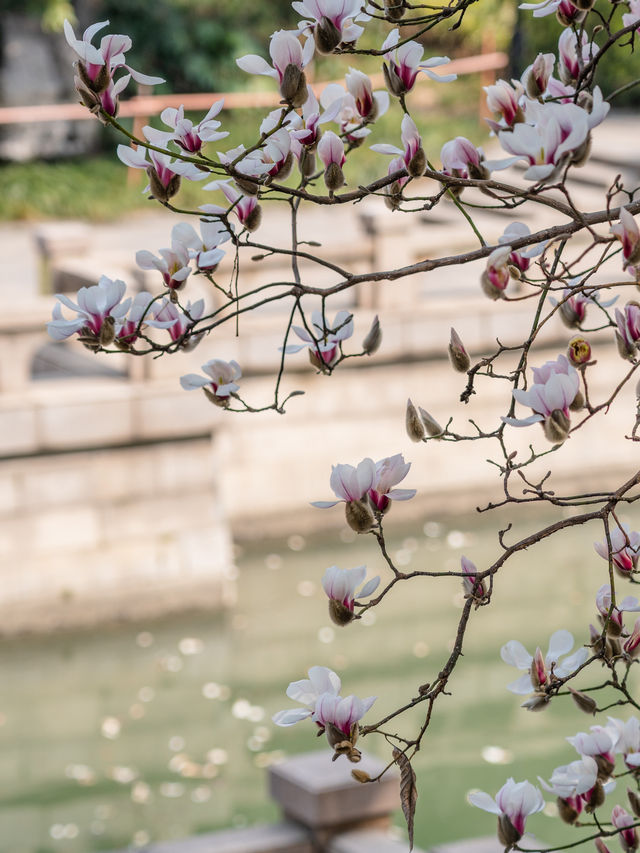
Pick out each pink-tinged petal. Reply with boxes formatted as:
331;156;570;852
386;488;416;501
370;143;403;156
126;67;165;86
502;414;545;427
236;54;278;78
310;500;340;508
272;707;313;726
117;144;149;169
468;791;501;815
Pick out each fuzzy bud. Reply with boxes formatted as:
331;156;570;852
328;598;356;626
384;0;406;19
419;406;444;438
448;328;471;372
568;686;597;715
324;162;345;192
244;204;262;232
569;389;585;412
628;789;640;819
616;331;638;362
521;693;550;712
568;336;592;366
407;147;426;178
76;60;110;94
383;62;407;97
557;797;580;825
203;387;231;408
299;148;317;179
147;168;181;203
351;769;371;783
235;177;261;196
586;780;606;812
362;315;382;355
280;64;307;105
594;755;615;780
543;409;571;444
99;316;116;347
406;398;426;441
345;499;375;533
315;16;341;54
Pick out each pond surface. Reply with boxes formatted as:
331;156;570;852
2;506;638;853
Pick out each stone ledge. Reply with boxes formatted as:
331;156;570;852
107;821;312;853
330;828;426;853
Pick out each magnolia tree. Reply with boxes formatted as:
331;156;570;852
52;1;640;850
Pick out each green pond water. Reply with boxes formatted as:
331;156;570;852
2;507;639;853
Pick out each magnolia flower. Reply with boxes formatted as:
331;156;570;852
154;299;205;350
318;130;346;191
293;0;370;52
461;555;486;600
623;0;640;30
615;303;640;360
145;102;228;154
611;208;640;269
371;114;425;178
612;805;639;853
228;128;294;181
202;180;261;231
539;756;599;800
522;53;554;98
312;458;377;509
567;725;619;778
484;79;524;131
322;565;380;624
170;220;231;273
481;246;512;299
117;144;207;202
237;30;313;105
502;354;580;443
116;291;176;347
558;29;593;86
64;19;163;116
440;136;489;181
498;222;546;275
608;716;640;769
180;359;242;407
345;68;389;121
47;275;131;346
519;0;585;22
596;584;640;637
284;309;354;369
135;226;193;291
368;454;416;512
501;629;588;696
594;524;640;577
272;665;341;726
381;29;456;97
314;691;376;736
468;778;545;843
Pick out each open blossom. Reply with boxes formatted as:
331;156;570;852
225;129;294;181
293;0;370;52
501;629;589;696
440;136;489;181
314;691;376;737
612;805;639;853
64;19;163;116
135;225;193;291
284;309;354;369
481;246;512;299
170;220;231;273
484;79;524;131
322;565;380;625
154;299;205;351
237;30;313;105
312;458;377;509
272;665;341;727
519;0;585;23
539;756;599;800
609;716;640;769
498;222;546;276
596;584;640;636
116;291;176;347
615;303;640;360
502;354;580;443
368;454;416;511
382;29;456;97
179;359;241;407
594;524;640;577
568;725;619;778
47;275;131;346
117;144;208;202
468;778;545;843
623;0;640;30
201;180;261;231
371;115;425;178
145;102;228;154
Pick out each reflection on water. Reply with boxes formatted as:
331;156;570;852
1;508;637;852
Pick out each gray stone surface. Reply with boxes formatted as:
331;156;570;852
107;822;312;853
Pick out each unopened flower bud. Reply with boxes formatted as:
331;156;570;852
280;64;307;106
244;204;262;232
407;147;426;178
77;60;110;94
628;789;640;818
351;769;371;783
99;316;116;347
384;182;403;210
568;336;592;366
616;331;638;362
419;406;444;438
203;387;231;408
315;16;341;54
328;598;356;626
345;499;375;533
570;389;585;412
235;177;261;196
585;779;606;811
497;814;522;846
595;839;614;853
556;1;586;25
543;409;571;443
521;692;550;712
557;797;580;824
299;148;317;178
568;686;597;715
384;0;406;19
594;754;615;779
362;315;382;355
571;133;592;167
448;328;471;372
406;398;426;442
572;0;595;10
324;162;345;192
147;168;181;203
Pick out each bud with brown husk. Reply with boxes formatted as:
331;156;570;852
315;16;341;54
345;499;375;533
617;330;638;362
384;0;406;19
543;409;571;444
324;161;345;192
557;797;580;825
299;148;317;179
325;721;362;762
521;692;551;712
244;204;263;232
328;598;356;626
497;814;521;847
384;181;404;210
235;176;261;196
362;315;382;355
76;60;110;94
448;328;471;373
594;754;616;780
628;789;640;818
568;686;597;715
585;780;606;813
420;406;444;438
280;63;308;107
383;62;407;97
406;398;426;441
570;389;585;412
98;316;117;347
407;147;426;178
351;769;371;783
147;167;181;203
203;387;232;408
556;0;586;25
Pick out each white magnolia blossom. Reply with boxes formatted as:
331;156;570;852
143;102;228;154
322;565;380;611
180;359;242;402
501;629;589;695
284;309;354;368
594;524;640;577
293;0;371;49
117;144;208;197
272;665;341;727
502;354;580;435
382;29;456;96
313;454;415;510
236;29;314;84
314;691;376;735
608;716;640;768
469;778;545;839
567;724;619;765
538;756;599;799
47;275;131;341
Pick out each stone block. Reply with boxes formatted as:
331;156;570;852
107;822;312;853
330;829;425;853
0;405;38;455
269;750;399;831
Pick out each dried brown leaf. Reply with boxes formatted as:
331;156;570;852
393;748;418;851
